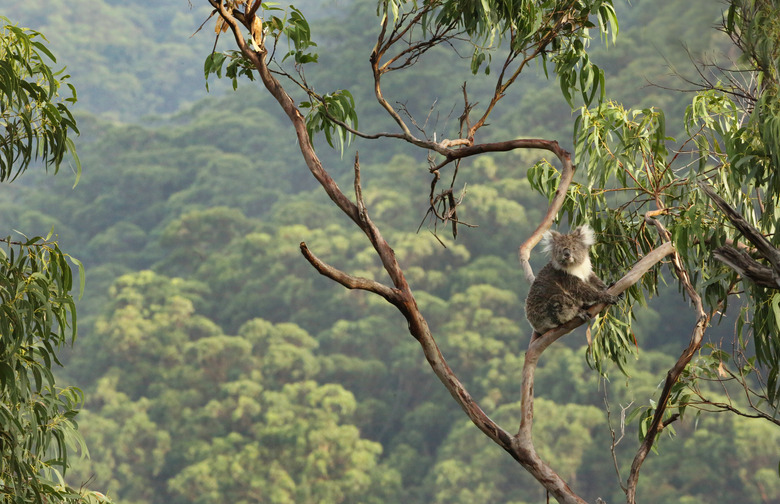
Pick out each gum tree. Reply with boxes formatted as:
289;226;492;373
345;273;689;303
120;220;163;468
0;16;107;504
199;1;780;502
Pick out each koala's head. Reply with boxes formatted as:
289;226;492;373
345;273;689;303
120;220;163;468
541;225;595;278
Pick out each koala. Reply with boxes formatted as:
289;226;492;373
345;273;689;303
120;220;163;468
525;224;619;337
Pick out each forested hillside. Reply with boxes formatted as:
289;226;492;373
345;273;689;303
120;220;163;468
2;1;778;503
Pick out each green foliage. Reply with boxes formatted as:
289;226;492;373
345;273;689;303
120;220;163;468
680;0;780;404
66;377;171;503
204;3;319;87
562;98;707;373
69;270;400;504
203;3;361;152
300;89;357;154
167;380;392;504
0;16;80;183
0;16;104;504
424;0;617;106
203;50;256;91
278;6;319;64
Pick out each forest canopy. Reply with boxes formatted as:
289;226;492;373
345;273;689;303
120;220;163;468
1;1;779;504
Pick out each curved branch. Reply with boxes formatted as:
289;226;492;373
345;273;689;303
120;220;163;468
515;241;674;503
207;5;667;503
625;216;709;504
517;142;576;285
312;96;568;164
369;4;464;147
370;23;419;141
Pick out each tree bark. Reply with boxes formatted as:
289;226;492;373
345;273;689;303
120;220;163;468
699;182;780;288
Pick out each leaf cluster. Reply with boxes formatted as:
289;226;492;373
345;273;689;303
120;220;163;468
0;208;91;504
300;89;357;154
0;17;80;183
0;16;102;504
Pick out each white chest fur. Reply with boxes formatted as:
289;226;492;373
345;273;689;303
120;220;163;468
562;256;592;281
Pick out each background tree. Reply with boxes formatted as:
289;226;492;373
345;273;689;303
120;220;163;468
0;16;108;504
64;270;401;504
200;1;780;503
573;3;780;499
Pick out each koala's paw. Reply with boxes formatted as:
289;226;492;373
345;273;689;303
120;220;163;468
606;283;624;303
577;309;593;322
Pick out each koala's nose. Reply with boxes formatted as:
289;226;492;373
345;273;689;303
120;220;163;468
562;248;571;260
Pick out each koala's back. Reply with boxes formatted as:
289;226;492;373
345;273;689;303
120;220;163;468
525;263;593;335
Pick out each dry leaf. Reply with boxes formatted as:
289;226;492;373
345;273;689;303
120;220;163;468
250;15;263;51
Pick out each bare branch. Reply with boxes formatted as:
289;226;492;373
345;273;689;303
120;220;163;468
299;242;400;303
353;152;366;220
686;396;780;426
604;387;631;493
609;241;675;294
713;246;779;288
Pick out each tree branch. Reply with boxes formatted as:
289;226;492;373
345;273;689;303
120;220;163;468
699;181;780;288
517;142;577;285
712;245;779;288
625;216;709;504
299;242;401;303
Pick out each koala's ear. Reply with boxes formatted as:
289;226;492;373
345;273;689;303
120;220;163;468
575;224;596;246
541;230;558;253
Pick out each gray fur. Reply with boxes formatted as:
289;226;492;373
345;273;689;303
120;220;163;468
525;225;619;336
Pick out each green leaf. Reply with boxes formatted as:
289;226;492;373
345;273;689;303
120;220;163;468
771;293;780;331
